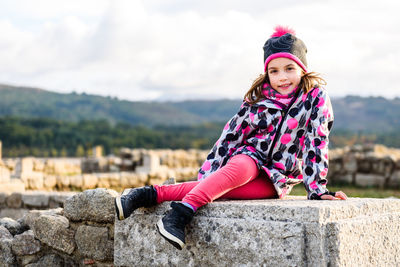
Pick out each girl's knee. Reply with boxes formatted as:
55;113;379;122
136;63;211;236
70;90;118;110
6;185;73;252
227;154;259;177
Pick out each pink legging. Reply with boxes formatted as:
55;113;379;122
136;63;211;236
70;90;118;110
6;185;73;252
154;154;278;209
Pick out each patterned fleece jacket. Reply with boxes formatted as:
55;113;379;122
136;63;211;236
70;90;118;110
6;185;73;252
197;86;334;200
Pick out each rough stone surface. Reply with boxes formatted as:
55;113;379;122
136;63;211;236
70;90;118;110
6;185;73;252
64;188;118;223
11;230;41;255
0;208;29;220
326;213;400;266
0;192;7;208
32;214;75;254
43;174;57;189
69;174;83;188
6;192;22;208
21;208;63;230
0;179;25;193
0;217;23;236
22;193;50;208
115;197;400;267
75;225;113;261
82;174;98;189
0;165;10;182
19;254;40;266
0;225;12;239
48;192;76;208
26;254;65;267
0;237;15;266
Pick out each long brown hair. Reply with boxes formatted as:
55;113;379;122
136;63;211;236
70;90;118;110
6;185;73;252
244;71;327;105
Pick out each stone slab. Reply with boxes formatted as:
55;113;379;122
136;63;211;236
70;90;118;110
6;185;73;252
0;179;25;193
64;188;118;223
0;208;29;220
75;225;114;261
22;193;50;208
33;214;75;255
114;197;400;267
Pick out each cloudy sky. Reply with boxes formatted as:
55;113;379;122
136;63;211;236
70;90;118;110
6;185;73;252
0;0;399;101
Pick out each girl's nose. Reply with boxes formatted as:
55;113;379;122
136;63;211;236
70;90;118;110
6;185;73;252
279;73;287;81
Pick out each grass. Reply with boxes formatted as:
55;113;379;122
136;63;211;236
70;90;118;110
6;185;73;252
290;184;400;198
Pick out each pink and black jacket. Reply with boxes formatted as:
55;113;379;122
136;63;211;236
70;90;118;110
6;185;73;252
197;86;334;200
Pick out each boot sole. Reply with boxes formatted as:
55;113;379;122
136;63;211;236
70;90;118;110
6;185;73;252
115;196;125;220
156;219;184;250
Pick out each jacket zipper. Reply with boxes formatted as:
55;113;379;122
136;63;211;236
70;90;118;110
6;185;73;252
267;90;301;162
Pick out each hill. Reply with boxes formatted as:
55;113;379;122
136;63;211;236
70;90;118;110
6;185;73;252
0;84;240;126
1;83;399;133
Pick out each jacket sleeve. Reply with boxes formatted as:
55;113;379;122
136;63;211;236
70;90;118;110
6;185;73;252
198;101;254;180
301;88;334;200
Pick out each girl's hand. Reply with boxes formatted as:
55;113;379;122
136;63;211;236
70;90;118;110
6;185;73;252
320;191;348;200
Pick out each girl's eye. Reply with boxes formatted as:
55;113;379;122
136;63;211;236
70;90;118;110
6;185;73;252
269;70;277;74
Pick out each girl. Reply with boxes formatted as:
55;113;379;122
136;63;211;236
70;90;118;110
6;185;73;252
115;26;347;250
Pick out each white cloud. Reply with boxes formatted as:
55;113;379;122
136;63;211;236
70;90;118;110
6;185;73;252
0;0;399;100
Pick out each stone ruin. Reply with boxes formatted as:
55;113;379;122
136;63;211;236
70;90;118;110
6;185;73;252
1;144;400;194
0;148;208;193
328;144;400;188
1;188;400;266
0;189;115;266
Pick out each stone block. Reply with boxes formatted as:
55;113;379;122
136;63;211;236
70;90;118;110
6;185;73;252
6;192;22;208
64;188;118;223
49;192;76;208
95;172;121;188
0;217;24;235
334;173;353;184
0;179;25;193
0;208;29;220
0;225;12;239
43;175;57;189
21;208;63;230
21;171;44;190
21;158;34;174
326;212;400;266
388;170;400;188
355;173;385;187
0;192;7;208
108;172;121;187
121;172;148;188
19;254;39;266
69;174;83;189
22;193;50;208
0;237;15;266
56;175;70;189
82;174;98;189
114;197;400;267
11;230;41;255
0;165;10;182
26;254;65;267
75;225;113;261
32;214;75;255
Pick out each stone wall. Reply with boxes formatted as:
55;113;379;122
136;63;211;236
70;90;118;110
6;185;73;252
0;191;76;220
0;188;116;266
2;145;400;193
115;197;400;266
0;149;207;192
2;188;400;266
328;144;400;188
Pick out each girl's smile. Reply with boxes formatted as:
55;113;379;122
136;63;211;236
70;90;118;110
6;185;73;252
267;57;303;95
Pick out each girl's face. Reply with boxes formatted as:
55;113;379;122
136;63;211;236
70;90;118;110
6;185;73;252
267;57;303;95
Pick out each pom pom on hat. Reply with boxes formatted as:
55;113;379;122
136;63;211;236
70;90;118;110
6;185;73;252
263;26;308;72
270;25;296;38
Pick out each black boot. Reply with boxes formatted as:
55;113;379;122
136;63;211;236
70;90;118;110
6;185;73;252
156;202;194;250
115;185;157;220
